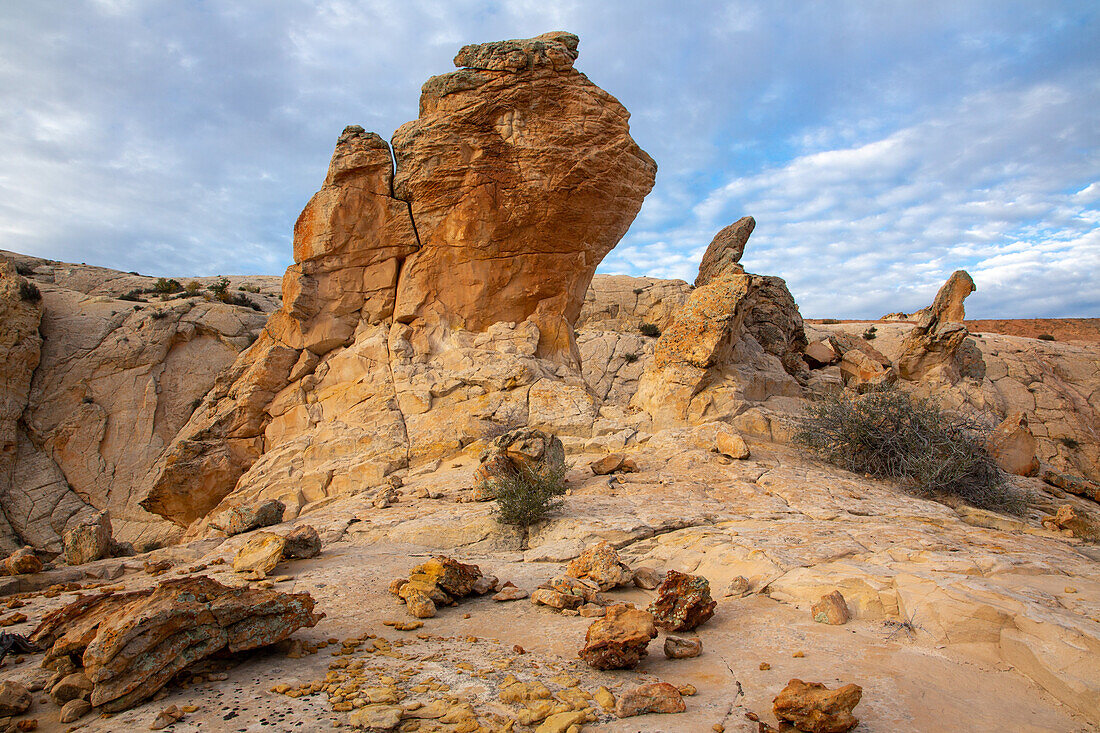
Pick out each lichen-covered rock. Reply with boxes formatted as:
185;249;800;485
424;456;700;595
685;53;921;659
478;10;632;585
209;499;285;536
578;604;656;670
565;541;634;590
281;524;321;559
647;569;716;631
615;681;686;717
31;575;321;712
773;679;862;733
62;510;112;566
391;31;656;361
0;546;42;576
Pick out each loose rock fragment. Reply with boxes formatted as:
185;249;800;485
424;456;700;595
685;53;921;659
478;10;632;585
715;429;750;460
209;499;285;536
231;531;287;578
492;585;529;602
663;635;703;659
648;570;716;631
579;604;657;670
150;704;184;730
589;453;638;476
632;566;662;590
281;524;321;559
615;682;686;717
0;547;42;576
773;679;862;733
0;680;31;715
62;510;113;566
565;541;634;590
60;698;92;723
811;591;850;625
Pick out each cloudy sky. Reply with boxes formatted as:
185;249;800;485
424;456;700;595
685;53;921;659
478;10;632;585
1;1;1097;318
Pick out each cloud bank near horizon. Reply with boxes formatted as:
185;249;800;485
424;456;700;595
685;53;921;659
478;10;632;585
1;1;1097;318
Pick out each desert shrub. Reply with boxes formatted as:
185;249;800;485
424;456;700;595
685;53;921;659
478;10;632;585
18;280;41;302
1037;334;1055;341
153;277;182;294
623;352;640;364
639;322;661;338
862;326;877;340
118;289;143;302
238;283;260;293
792;386;1023;513
207;277;230;297
632;287;645;295
1060;437;1080;450
485;461;568;527
184;280;202;295
819;318;841;325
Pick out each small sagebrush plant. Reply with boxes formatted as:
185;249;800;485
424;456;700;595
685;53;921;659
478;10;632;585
485;461;568;527
792;385;1024;514
18;280;41;302
639;322;661;338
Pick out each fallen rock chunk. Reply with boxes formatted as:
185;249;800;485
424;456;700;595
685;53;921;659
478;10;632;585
62;510;112;566
1044;504;1095;539
350;703;403;729
60;698;92;723
492;585;529;602
393;556;484;618
804;340;839;368
0;680;31;715
579;604;657;670
281;524;321;559
664;635;703;659
647;570;716;631
49;672;93;704
535;709;586;732
209;499;285;536
0;547;42;576
987;412;1039;476
811;591;850;625
773;678;862;733
615;682;686;718
531;588;582;611
725;576;751;597
565;541;634;590
31;575;321;713
1043;470;1100;503
589;453;638;476
633;566;662;589
231;531;287;578
715;429;750;460
150;704;184;730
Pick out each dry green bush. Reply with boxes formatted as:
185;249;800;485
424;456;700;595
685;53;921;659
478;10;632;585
793;386;1024;514
483;461;568;527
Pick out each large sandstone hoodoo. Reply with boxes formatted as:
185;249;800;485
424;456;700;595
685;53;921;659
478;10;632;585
392;32;657;361
896;270;984;383
142;32;655;528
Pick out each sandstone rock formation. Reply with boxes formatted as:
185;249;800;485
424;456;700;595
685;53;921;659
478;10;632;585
614;682;686;717
578;604;656;669
564;541;634;590
987;412;1040;476
141;32;653;530
32;575;321;712
896;270;984;383
695;216;754;287
391;32;656;361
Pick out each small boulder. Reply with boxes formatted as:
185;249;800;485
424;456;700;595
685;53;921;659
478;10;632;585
231;531;287;578
492;585;529;602
589;453;638;475
531;588;582;611
150;704;185;730
62;510;112;566
282;524;321;559
773;678;862;733
803;340;839;368
579;604;657;670
986;412;1039;476
1044;504;1094;539
811;591;850;625
715;429;750;460
60;698;92;723
633;566;662;590
0;680;31;715
565;541;634;590
349;703;404;730
50;672;93;704
647;570;716;631
615;682;686;718
725;576;751;597
663;635;703;659
209;499;285;536
0;546;42;576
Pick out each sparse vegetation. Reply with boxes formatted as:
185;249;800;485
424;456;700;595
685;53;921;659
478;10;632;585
207;277;231;298
862;326;877;340
639;322;661;338
118;289;143;302
1060;437;1080;450
485;461;568;527
632;287;645;295
184;281;202;295
153;277;183;294
238;283;260;293
18;280;41;302
819;318;841;325
1037;334;1055;341
793;385;1024;514
623;352;640;364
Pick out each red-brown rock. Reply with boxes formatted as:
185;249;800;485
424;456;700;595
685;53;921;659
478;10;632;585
579;604;657;670
615;681;686;717
647;570;716;631
773;678;862;733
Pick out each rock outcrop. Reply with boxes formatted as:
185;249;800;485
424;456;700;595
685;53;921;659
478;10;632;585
141;32;654;530
896;270;984;383
391;32;657;361
32;575;322;712
695;216;754;287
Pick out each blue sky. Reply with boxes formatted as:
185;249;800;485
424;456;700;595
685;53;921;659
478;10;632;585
1;1;1097;318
